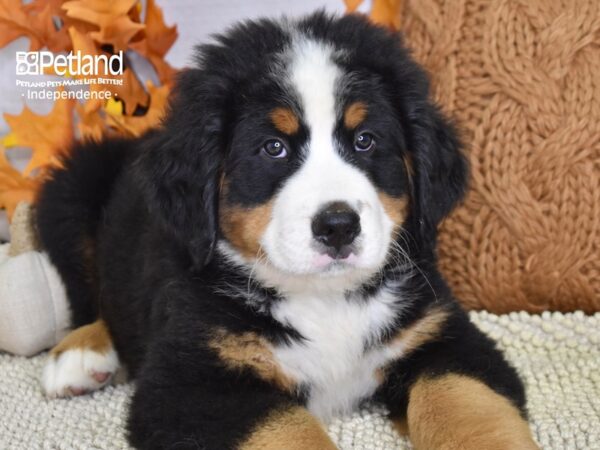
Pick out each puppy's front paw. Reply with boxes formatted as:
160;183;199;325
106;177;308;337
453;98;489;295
42;347;119;398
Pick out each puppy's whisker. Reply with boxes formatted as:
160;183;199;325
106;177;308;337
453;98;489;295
247;246;266;298
389;239;438;303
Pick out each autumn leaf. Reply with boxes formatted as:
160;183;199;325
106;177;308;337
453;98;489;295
128;0;142;25
0;146;39;220
0;0;177;219
344;0;403;30
33;5;72;52
129;0;178;84
25;0;98;38
0;0;73;51
0;0;45;50
106;81;169;137
65;26;105;113
370;0;403;30
136;0;176;57
23;0;66;15
344;0;364;13
63;0;145;51
68;26;148;116
110;68;149;116
3;91;74;175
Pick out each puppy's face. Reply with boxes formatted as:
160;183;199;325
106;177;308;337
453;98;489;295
141;13;466;290
219;39;410;289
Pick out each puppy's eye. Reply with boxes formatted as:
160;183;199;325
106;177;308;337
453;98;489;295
354;132;375;152
262;139;288;159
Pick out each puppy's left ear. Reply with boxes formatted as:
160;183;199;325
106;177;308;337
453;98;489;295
409;102;468;241
135;68;226;270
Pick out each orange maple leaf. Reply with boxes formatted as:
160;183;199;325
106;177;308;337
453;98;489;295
68;26;148;116
0;0;177;219
68;24;149;116
3;91;74;176
344;0;365;13
66;26;105;113
344;0;403;30
0;0;74;51
370;0;403;30
139;0;176;57
25;0;98;37
0;0;46;50
110;67;150;116
0;146;39;220
106;81;169;137
129;0;178;84
62;0;145;52
23;1;72;52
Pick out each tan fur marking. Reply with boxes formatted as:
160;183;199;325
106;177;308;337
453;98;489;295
403;153;414;185
50;320;112;356
390;307;448;356
379;307;449;383
220;201;273;259
344;101;368;129
209;330;296;392
378;192;408;231
240;406;337;450
405;374;539;450
270;107;300;135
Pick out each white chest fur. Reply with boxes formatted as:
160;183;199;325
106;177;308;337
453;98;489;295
270;287;403;421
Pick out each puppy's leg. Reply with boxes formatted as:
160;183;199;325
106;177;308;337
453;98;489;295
381;309;539;450
42;319;119;398
403;374;538;450
127;334;337;450
240;406;336;450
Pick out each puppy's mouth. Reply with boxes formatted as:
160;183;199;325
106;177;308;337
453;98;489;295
312;243;360;270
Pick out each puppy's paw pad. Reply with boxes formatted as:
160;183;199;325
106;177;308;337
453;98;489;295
91;371;111;383
42;348;119;398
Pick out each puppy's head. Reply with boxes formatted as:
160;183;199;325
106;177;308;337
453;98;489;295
138;13;466;291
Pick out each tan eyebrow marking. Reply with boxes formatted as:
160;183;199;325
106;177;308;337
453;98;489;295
269;107;300;135
344;101;368;129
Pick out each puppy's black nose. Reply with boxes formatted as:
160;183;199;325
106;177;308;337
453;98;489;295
311;202;361;256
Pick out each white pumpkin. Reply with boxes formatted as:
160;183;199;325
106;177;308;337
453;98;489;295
0;203;70;356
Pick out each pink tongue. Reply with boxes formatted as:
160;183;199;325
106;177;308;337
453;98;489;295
314;252;357;268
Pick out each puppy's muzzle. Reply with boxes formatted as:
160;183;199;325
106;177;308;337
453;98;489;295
311;201;361;259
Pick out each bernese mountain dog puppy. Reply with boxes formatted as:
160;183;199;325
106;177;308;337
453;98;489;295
35;12;539;450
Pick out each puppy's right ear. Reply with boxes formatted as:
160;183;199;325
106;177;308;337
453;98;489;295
135;68;227;269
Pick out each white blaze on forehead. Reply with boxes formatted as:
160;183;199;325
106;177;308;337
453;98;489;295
289;38;339;142
255;37;394;288
285;37;361;203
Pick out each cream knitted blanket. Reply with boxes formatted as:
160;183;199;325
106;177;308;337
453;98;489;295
1;311;599;449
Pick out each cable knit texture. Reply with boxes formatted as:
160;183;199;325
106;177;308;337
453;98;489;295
1;311;599;449
395;0;600;312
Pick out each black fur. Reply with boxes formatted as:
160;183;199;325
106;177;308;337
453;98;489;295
37;12;525;450
36;138;133;327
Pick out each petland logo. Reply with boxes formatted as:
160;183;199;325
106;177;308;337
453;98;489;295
16;51;124;76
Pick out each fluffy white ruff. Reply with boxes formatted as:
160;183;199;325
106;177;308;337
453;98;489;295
271;284;406;421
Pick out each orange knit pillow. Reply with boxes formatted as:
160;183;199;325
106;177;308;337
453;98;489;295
397;0;600;313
